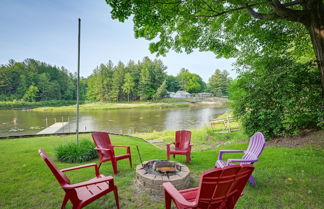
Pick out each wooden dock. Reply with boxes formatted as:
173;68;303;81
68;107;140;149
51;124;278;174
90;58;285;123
37;122;69;135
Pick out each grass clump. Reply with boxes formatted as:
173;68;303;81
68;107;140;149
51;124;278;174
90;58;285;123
55;140;97;163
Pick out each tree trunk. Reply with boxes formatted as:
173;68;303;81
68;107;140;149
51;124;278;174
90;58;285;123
305;1;324;97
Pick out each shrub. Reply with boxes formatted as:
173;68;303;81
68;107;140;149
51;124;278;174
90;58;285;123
55;140;98;163
230;58;324;138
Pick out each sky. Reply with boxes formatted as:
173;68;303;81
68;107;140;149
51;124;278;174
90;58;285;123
0;0;237;82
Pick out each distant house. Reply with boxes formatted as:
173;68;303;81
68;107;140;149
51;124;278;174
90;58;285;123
169;90;191;98
196;92;213;98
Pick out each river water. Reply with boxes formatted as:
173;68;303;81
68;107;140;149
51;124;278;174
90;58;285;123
0;106;227;137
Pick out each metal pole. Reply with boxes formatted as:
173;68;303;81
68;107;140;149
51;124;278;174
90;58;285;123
76;18;81;144
136;145;144;168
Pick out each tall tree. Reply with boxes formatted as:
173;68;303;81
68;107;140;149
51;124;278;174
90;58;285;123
177;69;204;93
208;69;231;96
166;75;180;92
122;73;135;102
139;67;154;100
111;62;126;101
154;80;168;100
106;0;324;96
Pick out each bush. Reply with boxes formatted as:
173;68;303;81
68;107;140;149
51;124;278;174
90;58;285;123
230;58;324;138
55;140;98;163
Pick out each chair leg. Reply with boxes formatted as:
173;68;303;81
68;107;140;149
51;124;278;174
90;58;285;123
112;160;118;174
165;190;172;209
129;156;132;168
167;151;170;161
61;195;69;209
114;186;120;209
72;204;81;209
249;175;256;186
186;153;190;164
98;162;102;169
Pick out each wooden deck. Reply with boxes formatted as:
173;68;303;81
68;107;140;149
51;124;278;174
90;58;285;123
37;122;69;135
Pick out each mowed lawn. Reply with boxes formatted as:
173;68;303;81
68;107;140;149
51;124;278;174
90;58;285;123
0;134;323;209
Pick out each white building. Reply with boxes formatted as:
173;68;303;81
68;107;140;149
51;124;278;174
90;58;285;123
169;90;191;98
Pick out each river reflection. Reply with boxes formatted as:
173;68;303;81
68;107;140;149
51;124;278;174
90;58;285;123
0;106;227;137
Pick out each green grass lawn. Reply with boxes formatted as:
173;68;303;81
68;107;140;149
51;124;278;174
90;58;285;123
133;126;248;151
0;134;323;209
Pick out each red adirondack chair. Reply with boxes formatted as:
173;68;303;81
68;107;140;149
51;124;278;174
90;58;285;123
39;149;120;209
215;132;266;186
166;130;192;164
92;131;132;174
163;164;254;209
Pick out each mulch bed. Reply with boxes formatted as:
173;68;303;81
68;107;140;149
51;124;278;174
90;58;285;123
267;129;324;149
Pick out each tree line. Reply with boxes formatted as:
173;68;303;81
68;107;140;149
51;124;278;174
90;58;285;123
87;57;231;101
0;59;86;102
0;57;231;102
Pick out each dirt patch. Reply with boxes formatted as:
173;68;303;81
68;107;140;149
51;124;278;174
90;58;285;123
267;130;324;149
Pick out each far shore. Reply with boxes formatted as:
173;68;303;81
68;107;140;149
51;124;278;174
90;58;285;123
0;97;228;111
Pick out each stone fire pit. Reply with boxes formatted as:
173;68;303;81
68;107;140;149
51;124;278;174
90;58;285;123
135;160;190;197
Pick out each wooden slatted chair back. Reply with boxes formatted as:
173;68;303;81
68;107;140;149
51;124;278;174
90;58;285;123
242;132;266;163
175;130;191;150
92;132;115;159
39;149;70;186
197;165;254;209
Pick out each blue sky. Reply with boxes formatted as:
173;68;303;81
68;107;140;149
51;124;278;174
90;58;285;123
0;0;236;81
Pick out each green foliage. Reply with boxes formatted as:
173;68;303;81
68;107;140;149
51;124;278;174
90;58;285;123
0;59;86;101
106;1;313;60
207;69;232;96
55;140;97;163
177;68;205;93
87;57;198;102
22;85;38;102
230;57;324;138
122;73;135;101
153;80;167;100
166;75;180;92
139;67;154;100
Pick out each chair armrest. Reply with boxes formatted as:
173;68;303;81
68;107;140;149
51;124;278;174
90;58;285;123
112;145;131;153
63;176;114;190
112;145;129;148
162;182;196;208
227;159;258;163
166;143;175;150
95;147;113;155
61;163;100;177
95;147;111;151
218;150;245;160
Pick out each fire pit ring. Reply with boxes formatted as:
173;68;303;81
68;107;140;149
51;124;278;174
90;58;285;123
135;160;190;197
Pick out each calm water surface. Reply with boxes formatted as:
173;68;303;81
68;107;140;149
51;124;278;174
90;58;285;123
0;106;227;137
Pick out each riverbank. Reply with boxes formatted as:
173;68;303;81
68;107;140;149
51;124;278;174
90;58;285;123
0;133;323;208
33;102;189;111
33;98;227;112
0;100;79;110
0;97;228;111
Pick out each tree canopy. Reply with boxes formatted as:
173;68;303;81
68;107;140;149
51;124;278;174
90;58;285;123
106;0;324;95
0;59;85;101
207;69;232;96
87;57;214;102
